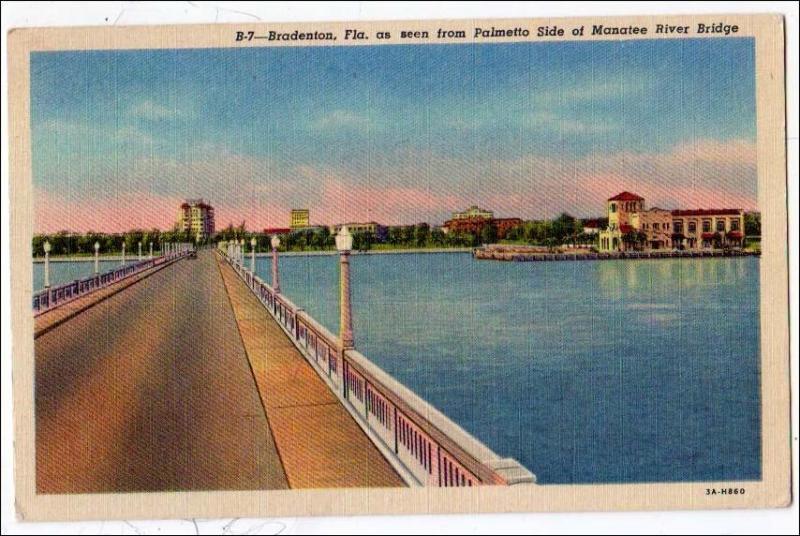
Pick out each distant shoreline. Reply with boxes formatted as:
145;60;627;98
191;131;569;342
32;248;474;262
272;247;473;257
32;255;155;263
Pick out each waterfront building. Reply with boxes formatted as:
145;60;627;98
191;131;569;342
177;199;215;239
635;208;673;250
492;218;525;239
582;219;603;235
451;205;494;221
290;209;310;229
264;227;292;235
330;222;388;241
442;216;523;239
670;208;745;250
598;192;745;252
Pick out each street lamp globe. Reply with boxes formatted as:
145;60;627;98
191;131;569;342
271;235;280;250
43;240;51;253
250;236;257;248
94;241;100;251
335;226;353;252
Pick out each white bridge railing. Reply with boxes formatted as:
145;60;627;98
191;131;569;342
33;248;193;315
221;249;535;487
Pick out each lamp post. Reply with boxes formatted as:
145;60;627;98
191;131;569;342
149;241;153;259
250;236;257;272
270;235;281;293
121;242;126;265
138;241;142;262
335;226;354;349
43;240;51;289
240;238;246;265
94;241;100;274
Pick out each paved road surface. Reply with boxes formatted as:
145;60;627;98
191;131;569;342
35;250;288;493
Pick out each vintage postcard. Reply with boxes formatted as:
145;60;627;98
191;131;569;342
7;12;791;521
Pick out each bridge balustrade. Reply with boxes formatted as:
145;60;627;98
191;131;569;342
219;250;535;488
33;249;193;315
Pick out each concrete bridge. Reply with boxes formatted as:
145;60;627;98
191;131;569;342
33;237;534;493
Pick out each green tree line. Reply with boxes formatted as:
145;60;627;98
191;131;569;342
215;213;606;253
32;229;206;257
34;213;616;256
503;213;606;246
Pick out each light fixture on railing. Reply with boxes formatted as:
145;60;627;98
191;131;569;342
271;235;281;293
336;226;354;349
250;236;257;272
335;226;353;252
42;240;51;289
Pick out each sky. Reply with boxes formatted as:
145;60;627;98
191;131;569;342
31;37;757;233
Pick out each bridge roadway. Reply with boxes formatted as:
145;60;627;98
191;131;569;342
216;254;403;488
35;249;400;493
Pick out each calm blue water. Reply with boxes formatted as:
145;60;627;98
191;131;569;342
33;260;120;291
256;253;761;484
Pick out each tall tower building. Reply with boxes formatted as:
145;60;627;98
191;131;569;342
177;199;215;239
290;209;310;229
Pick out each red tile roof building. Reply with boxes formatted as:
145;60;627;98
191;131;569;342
608;191;645;202
598;192;745;252
264;227;292;235
442;214;523;239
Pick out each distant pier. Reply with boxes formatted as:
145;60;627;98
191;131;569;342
473;245;761;262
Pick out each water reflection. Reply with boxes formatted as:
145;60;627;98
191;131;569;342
257;253;761;484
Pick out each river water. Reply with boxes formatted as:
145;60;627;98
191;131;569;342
255;252;761;484
33;260;121;291
33;253;761;484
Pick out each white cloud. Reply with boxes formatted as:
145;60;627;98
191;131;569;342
35;136;758;232
526;110;619;135
311;109;370;131
127;100;184;121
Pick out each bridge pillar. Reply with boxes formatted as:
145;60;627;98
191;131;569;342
336;227;354;349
